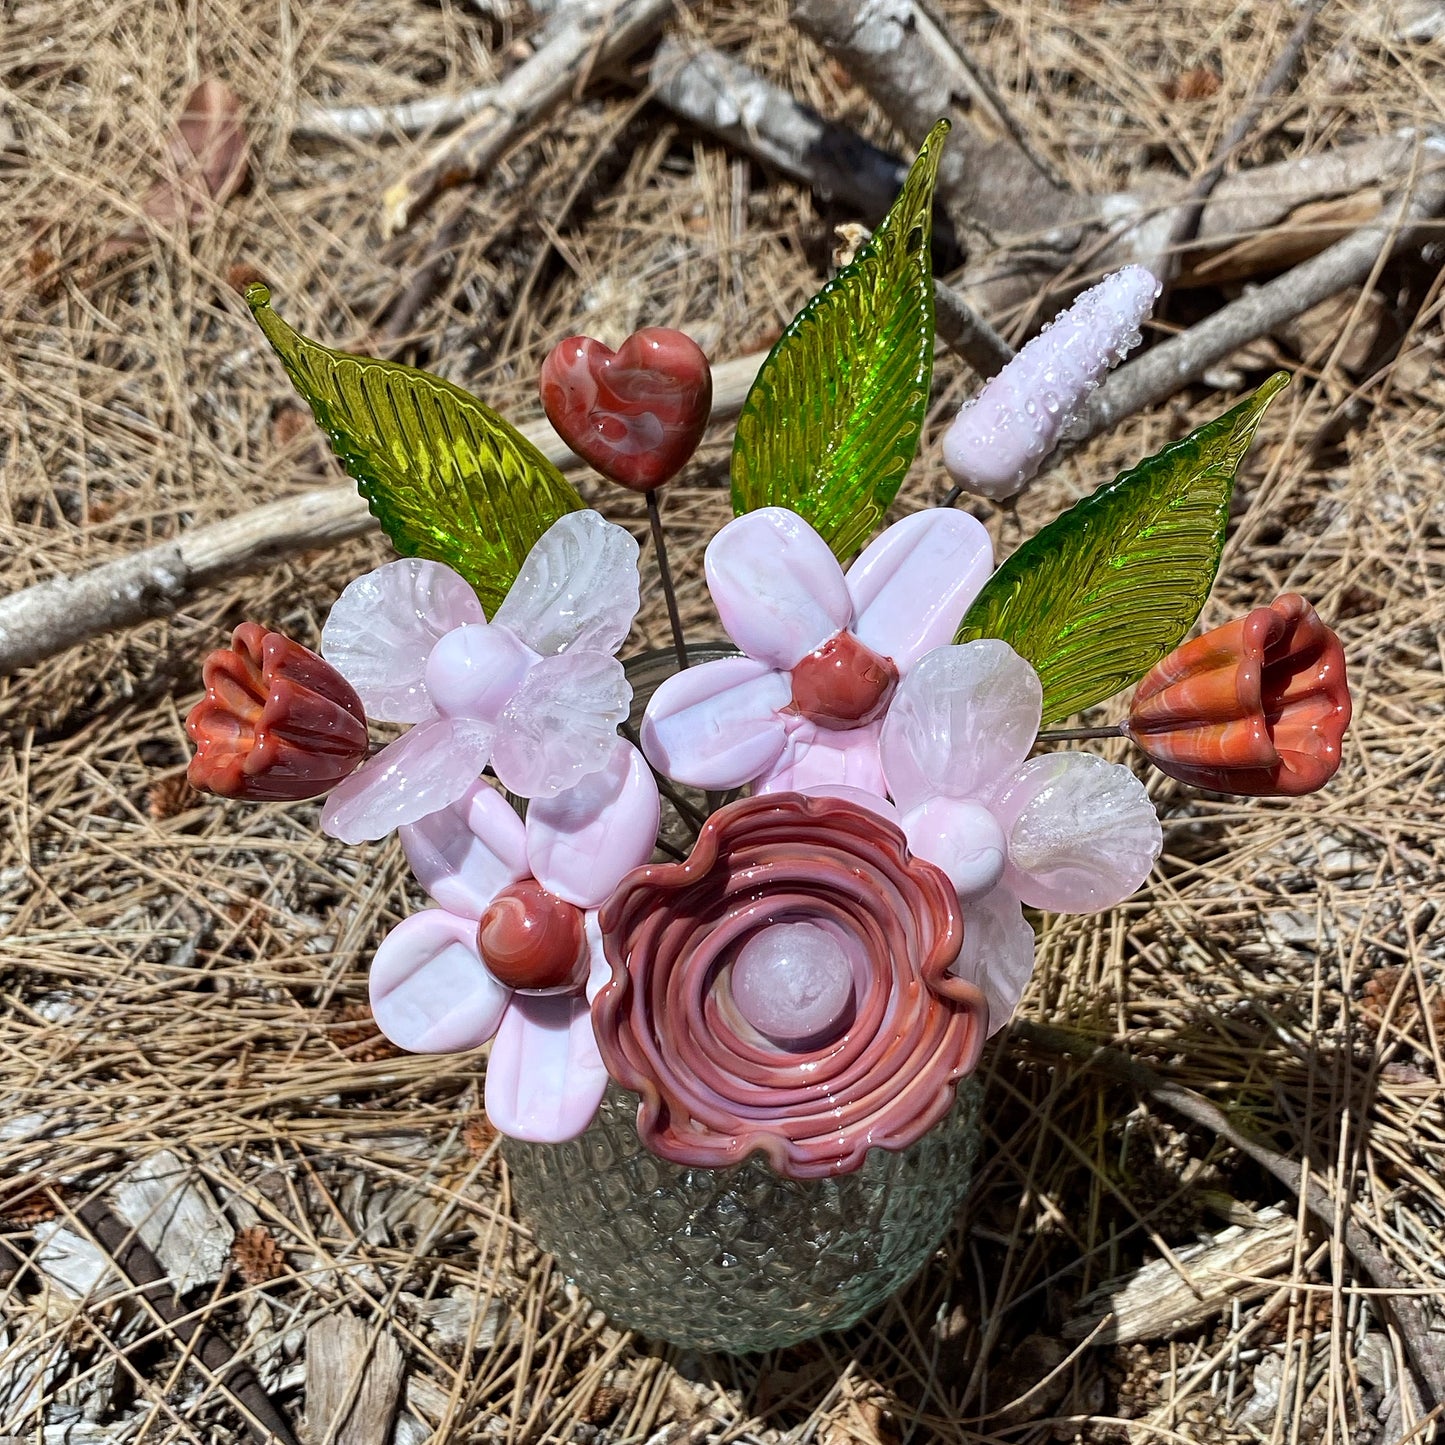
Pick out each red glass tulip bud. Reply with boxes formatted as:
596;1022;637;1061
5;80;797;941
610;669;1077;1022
478;880;588;993
790;630;899;729
1127;594;1351;796
186;622;369;801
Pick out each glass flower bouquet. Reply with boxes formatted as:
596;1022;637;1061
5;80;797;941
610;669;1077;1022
186;122;1352;1351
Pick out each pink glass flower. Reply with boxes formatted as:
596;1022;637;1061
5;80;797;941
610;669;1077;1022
1127;594;1351;796
640;506;992;795
318;511;641;844
369;738;659;1143
943;265;1161;500
186;622;369;801
879;641;1162;1031
594;792;986;1178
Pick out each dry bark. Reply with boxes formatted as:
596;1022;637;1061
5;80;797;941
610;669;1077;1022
1065;1209;1297;1344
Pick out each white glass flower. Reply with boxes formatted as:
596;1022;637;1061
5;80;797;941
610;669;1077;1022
319;511;640;843
368;739;659;1143
879;640;1163;1032
641;506;993;795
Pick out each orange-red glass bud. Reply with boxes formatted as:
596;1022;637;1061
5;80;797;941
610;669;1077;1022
186;622;369;801
1127;595;1351;796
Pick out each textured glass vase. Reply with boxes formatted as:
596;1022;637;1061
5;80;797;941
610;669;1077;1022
503;1079;981;1352
501;648;985;1353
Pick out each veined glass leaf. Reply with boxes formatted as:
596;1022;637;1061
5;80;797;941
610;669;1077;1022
245;284;583;615
956;373;1289;724
730;119;949;559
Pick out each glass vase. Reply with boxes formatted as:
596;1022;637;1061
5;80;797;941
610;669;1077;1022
503;1079;981;1353
501;648;985;1353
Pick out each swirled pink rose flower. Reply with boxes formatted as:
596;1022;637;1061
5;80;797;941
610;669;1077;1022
593;792;987;1179
369;739;658;1142
640;506;992;796
319;510;640;843
880;640;1162;1031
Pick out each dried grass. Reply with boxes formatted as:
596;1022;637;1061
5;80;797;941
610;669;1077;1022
2;0;1443;1441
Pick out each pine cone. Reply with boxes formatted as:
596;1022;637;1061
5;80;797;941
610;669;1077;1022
329;1003;401;1062
0;1187;59;1229
148;773;203;820
231;1225;287;1285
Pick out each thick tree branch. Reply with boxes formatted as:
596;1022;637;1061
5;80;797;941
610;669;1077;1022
0;353;766;678
648;38;1014;378
1071;145;1445;448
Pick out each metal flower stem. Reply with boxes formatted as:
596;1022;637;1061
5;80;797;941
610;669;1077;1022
646;488;689;671
1035;723;1128;743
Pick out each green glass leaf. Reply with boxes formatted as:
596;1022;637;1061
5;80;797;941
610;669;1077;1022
956;372;1290;723
244;283;583;614
730;119;948;559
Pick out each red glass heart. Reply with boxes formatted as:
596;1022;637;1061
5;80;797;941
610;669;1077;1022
539;328;712;491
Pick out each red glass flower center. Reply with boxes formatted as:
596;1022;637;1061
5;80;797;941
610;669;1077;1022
789;630;899;730
478;880;587;993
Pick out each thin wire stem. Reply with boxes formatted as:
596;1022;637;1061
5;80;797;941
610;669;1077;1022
646;488;689;671
1035;723;1128;743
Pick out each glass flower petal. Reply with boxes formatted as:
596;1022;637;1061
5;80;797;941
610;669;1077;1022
490;651;630;800
704;508;853;669
484;991;608;1143
950;887;1035;1037
321;716;493;844
640;656;791;790
846;509;993;669
880;641;1043;813
493;510;641;658
993;752;1162;912
370;910;510;1054
400;780;530;919
753;719;887;798
322;558;484;722
526;740;660;909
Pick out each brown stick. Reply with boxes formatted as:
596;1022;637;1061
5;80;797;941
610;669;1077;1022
1011;1020;1445;1409
0;352;766;678
380;0;686;237
1162;0;1328;260
74;1199;300;1445
1071;149;1445;449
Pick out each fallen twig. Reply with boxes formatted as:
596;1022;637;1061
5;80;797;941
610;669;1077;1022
380;0;686;237
1012;1019;1445;1409
648;38;1013;379
74;1198;300;1445
0;352;765;678
1162;0;1328;260
1072;144;1445;448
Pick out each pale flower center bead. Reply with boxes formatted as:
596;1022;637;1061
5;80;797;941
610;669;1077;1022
425;623;537;721
729;920;856;1046
902;797;1007;902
